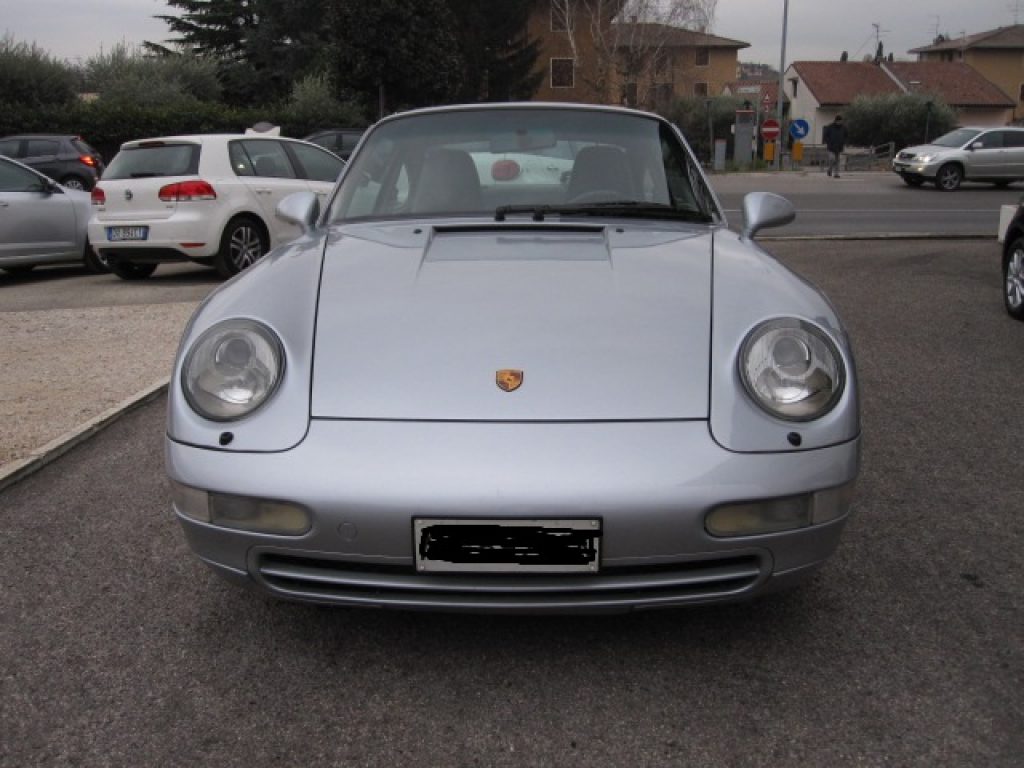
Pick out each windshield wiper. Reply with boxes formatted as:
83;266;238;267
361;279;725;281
494;201;712;223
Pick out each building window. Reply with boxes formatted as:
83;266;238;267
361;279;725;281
551;58;575;88
653;83;674;108
693;82;709;97
654;52;672;76
1019;83;1024;102
550;2;567;32
695;47;710;67
622;82;638;107
789;77;798;97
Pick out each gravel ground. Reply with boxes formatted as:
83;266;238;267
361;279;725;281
0;302;197;467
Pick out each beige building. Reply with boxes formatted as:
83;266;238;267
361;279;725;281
910;25;1024;120
527;1;748;109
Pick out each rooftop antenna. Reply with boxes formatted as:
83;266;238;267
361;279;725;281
1010;1;1022;24
930;15;941;39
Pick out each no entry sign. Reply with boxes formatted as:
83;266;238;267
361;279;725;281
761;118;781;141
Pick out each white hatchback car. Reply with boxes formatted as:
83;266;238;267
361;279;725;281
88;134;343;279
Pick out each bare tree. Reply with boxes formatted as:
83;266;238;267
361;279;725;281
550;0;718;105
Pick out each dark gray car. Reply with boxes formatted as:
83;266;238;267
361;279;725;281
0;134;105;191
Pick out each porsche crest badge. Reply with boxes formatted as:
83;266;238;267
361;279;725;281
496;369;524;392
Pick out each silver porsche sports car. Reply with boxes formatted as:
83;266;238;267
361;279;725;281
167;104;860;613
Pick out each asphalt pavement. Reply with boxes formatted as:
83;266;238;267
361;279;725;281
2;239;1021;767
710;170;1020;237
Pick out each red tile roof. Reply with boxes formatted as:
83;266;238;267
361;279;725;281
790;62;899;106
612;22;749;50
909;25;1024;53
790;60;1014;109
885;61;1014;108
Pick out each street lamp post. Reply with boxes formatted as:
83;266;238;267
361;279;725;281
775;0;789;170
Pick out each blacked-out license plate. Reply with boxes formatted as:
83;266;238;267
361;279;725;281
414;518;601;574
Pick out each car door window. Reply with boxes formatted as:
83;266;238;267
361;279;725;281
0;160;44;192
975;132;1004;149
0;139;20;158
229;142;256;176
1002;132;1024;148
24;139;60;158
288;142;344;183
240;140;296;179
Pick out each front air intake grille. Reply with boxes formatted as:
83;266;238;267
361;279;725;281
255;552;766;611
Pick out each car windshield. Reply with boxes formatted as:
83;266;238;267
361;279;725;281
931;128;982;148
328;108;717;224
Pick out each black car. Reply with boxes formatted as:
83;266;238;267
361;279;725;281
302;129;363;161
1000;204;1024;321
0;134;105;191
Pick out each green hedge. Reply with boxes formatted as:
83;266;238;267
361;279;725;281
0;100;367;162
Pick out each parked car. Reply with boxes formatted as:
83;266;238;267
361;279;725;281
999;204;1024;321
0;134;105;191
0;155;108;275
892;126;1024;191
303;129;364;161
88;134;344;280
167;103;861;613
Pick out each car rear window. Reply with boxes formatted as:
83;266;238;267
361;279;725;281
71;139;98;156
104;143;200;180
25;139;59;156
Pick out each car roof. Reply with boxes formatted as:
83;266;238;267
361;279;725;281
377;101;665;127
119;134;329;149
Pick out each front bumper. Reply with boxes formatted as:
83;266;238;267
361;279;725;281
892;158;942;180
167;419;860;613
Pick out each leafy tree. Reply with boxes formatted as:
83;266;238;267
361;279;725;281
445;0;541;102
287;73;365;128
845;93;957;149
323;0;464;115
0;35;79;107
664;95;742;162
84;44;222;106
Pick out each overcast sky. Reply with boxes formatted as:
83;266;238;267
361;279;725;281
0;0;1015;66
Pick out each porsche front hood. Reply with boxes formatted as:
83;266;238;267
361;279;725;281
311;223;712;421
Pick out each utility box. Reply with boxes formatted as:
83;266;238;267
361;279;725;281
713;139;727;171
734;109;754;168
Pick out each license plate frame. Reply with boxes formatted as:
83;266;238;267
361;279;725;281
414;518;602;574
107;226;149;242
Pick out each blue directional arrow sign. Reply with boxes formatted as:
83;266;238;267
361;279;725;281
790;119;810;140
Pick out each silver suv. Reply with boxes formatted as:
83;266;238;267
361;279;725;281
892;126;1024;191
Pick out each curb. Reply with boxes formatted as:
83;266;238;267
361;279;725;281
0;378;170;494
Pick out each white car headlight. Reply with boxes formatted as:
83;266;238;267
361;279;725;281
182;319;284;421
917;154;937;163
739;318;845;422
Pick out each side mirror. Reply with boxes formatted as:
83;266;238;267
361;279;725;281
969;142;983;151
276;191;320;235
741;192;795;240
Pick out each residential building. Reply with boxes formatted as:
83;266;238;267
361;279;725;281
784;60;1014;143
910;25;1024;120
527;1;748;109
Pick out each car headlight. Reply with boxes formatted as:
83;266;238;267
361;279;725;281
739;318;845;421
917;154;936;163
182;319;284;421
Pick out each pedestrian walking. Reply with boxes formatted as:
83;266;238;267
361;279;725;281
823;115;848;178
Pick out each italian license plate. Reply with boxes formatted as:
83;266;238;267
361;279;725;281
414;518;601;574
107;226;148;242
